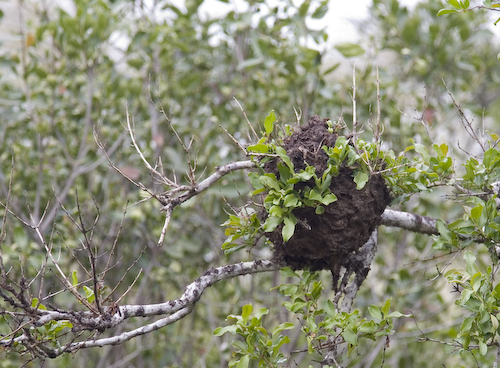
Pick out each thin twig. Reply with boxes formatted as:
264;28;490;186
233;97;259;140
115;268;143;304
219;125;247;155
352;62;357;143
102;203;128;280
103;245;147;304
443;78;485;152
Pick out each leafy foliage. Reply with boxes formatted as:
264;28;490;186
2;0;500;366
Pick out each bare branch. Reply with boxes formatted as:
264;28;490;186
381;209;438;236
0;259;283;356
160;160;256;212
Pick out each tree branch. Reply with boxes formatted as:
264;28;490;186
380;209;438;235
1;259;283;355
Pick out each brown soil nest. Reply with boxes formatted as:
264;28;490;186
264;116;391;274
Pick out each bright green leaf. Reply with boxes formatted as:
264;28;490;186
280;267;298;278
272;322;294;336
72;270;78;286
242;303;253;324
276;146;294;171
83;286;95;303
321;193;337;205
479;341;488;356
235;355;250;368
354;171;369;190
282;216;296;242
214;325;239;336
247;144;269;153
341;328;358;345
381;298;391;317
264;110;276;136
263;216;282;232
464;251;479;276
447;0;461;9
335;43;365;58
369;305;383;321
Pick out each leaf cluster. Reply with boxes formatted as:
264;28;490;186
214;268;411;366
213;303;294;368
446;252;500;356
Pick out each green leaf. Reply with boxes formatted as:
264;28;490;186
272;322;294;336
263;216;283;232
479;341;487;356
461;316;474;333
437;8;458;15
280;267;298;278
278;162;292;183
311;0;328;19
368;305;383;321
31;298;47;310
436;219;452;243
324;300;337;318
353;171;369;190
276;146;294;171
322;63;340;77
381;298;391;317
470;204;483;223
237;57;264;71
264;110;276;136
294;170;314;181
282;216;296;242
492;314;499;331
414;143;431;164
464;251;479;276
335;43;365;58
387;311;411;318
341;328;358;345
255;307;269;319
471;272;483;292
235;355;250;368
321;193;337;205
284;193;299;207
307;188;323;201
72;270;78;286
259;174;281;191
231;339;249;353
460;289;473;305
447;0;461;9
214;325;239;336
247;143;269;153
83;286;95;303
241;303;252;324
269;205;284;217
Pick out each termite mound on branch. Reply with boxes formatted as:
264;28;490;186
263;116;391;280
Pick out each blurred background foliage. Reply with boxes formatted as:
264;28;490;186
0;0;500;366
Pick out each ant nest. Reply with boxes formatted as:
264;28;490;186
264;116;391;275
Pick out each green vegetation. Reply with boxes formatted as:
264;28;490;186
2;0;500;367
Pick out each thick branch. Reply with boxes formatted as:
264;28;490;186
381;209;438;235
